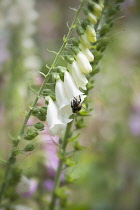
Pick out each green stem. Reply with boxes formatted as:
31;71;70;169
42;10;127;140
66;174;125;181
49;121;73;210
0;0;84;204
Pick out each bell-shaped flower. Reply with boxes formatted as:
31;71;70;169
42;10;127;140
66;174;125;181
55;79;72;117
79;33;91;48
79;44;94;62
75;51;92;74
86;25;97;43
47;97;72;136
67;60;88;90
64;71;85;102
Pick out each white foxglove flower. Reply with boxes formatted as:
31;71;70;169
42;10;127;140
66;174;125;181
55;79;72;117
47;97;71;136
86;25;97;43
67;61;88;90
79;33;91;48
76;51;92;74
64;71;85;102
79;44;94;62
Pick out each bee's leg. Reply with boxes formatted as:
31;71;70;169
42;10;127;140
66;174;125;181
79;95;81;102
82;106;88;111
71;101;73;108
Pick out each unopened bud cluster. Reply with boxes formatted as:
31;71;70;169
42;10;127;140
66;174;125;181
46;0;104;136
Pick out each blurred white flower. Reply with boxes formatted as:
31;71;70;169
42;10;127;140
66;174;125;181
13;205;33;210
16;176;31;195
67;60;88;90
23;55;41;70
75;51;92;74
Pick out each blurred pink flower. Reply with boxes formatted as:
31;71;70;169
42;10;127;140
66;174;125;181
43;179;54;191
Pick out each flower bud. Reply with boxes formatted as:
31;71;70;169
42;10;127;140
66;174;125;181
75;51;92;74
64;71;85;101
86;24;97;43
79;44;94;62
67;60;88;90
24;144;35;151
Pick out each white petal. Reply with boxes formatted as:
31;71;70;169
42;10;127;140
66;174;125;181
64;71;84;101
76;51;92;74
79;44;94;62
47;98;70;136
67;61;88;90
55;79;69;109
80;33;91;48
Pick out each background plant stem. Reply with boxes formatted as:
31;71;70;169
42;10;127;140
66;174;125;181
49;121;73;210
0;0;84;204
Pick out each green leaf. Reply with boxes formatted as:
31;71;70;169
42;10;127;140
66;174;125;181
67;133;80;142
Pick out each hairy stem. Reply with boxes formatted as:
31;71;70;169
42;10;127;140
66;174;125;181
0;0;84;204
49;121;73;210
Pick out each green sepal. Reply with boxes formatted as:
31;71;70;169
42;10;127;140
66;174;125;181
90;67;100;76
71;46;79;55
92;50;103;62
75;118;86;129
71;38;80;46
42;89;54;97
55;186;69;200
74;141;86;151
65;158;75;167
107;5;120;17
86;81;94;90
34;122;44;131
24;144;35;151
39;106;47;115
24;128;38;140
65;55;74;64
13;139;20;147
67;133;80;142
10;167;22;185
81;18;90;30
57;149;64;160
99;24;110;36
8;157;16;164
12;147;20;157
36;113;46;121
76;26;84;36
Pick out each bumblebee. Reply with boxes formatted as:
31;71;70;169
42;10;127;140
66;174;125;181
71;95;82;113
